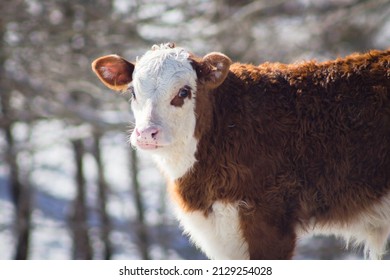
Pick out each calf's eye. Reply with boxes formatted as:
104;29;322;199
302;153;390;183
178;87;190;98
170;86;192;107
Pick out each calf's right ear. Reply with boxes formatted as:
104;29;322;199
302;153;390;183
191;52;232;89
91;55;135;92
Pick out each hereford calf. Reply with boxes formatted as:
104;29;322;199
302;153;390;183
92;43;390;259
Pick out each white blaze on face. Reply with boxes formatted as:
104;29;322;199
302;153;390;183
129;47;199;180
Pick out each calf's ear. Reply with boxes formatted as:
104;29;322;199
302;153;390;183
91;55;135;92
192;52;232;89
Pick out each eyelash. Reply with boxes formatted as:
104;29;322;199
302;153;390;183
128;86;136;100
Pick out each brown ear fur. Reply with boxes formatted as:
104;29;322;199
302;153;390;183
192;52;232;89
91;55;135;92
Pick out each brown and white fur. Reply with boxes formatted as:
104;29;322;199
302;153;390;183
92;43;390;259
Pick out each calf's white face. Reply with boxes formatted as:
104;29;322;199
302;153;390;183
92;44;232;179
129;47;198;153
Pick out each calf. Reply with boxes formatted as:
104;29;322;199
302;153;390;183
92;43;390;259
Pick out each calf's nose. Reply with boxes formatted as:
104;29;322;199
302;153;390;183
135;126;160;141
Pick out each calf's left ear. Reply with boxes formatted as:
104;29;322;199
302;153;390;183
192;52;232;89
91;55;135;92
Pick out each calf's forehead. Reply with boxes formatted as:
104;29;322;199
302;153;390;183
132;48;197;98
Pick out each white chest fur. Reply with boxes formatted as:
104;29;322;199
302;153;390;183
173;201;249;260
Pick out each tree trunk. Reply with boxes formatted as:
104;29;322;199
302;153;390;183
13;182;32;260
92;132;113;259
0;17;32;260
130;149;150;259
70;139;93;260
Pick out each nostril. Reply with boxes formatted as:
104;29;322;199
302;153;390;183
151;129;159;139
135;128;141;137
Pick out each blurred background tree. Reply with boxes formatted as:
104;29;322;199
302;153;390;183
0;0;389;260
